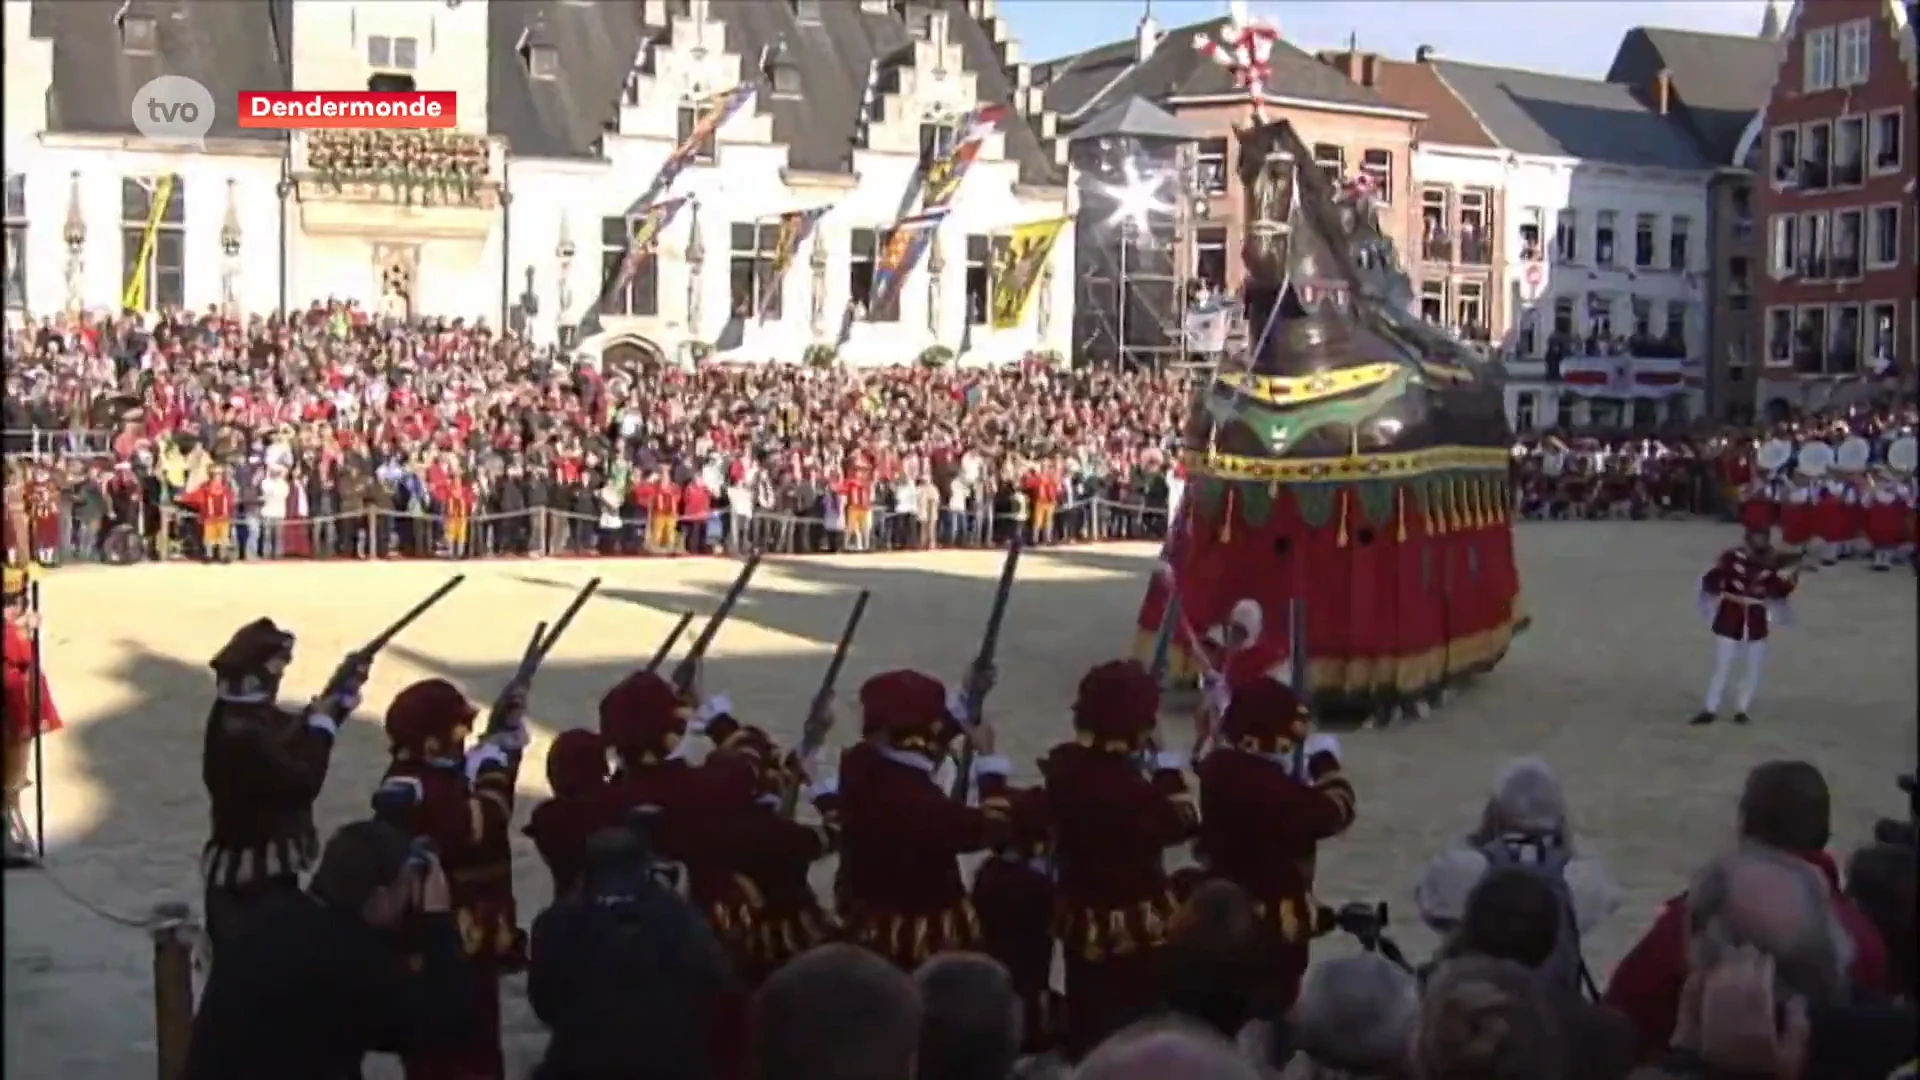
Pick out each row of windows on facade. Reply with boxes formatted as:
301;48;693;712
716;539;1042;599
1769;108;1906;193
1507;293;1695;360
1799;18;1878;94
601;221;1024;326
2;175;187;311
1543;208;1697;272
1191;137;1395;202
1766;202;1906;280
1764;301;1906;376
1511;393;1694;433
1420;187;1495;266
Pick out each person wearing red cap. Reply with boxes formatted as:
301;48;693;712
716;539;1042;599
1191;677;1356;1016
970;784;1062;1059
522;728;615;898
835;668;1014;971
1041;659;1200;1059
200;616;367;955
375;675;530;1080
3;567;60;867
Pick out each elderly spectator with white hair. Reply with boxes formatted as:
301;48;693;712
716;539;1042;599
1414;758;1620;995
1276;954;1419;1079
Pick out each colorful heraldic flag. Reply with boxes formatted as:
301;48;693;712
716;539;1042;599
657;85;757;195
921;103;1007;212
758;207;829;323
988;217;1066;330
868;211;946;319
611;196;690;302
122;175;176;312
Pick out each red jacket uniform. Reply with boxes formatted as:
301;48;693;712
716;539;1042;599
1698;546;1795;642
1863;479;1910;548
1193;735;1356;1014
194;480;236;524
1603;848;1889;1058
834;742;1014;970
3;618;62;742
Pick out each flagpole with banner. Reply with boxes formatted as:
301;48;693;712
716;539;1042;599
122;175;175;312
758;206;830;323
575;196;690;339
866;103;1008;321
988;216;1068;331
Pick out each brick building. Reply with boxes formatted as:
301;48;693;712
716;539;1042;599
1739;0;1918;414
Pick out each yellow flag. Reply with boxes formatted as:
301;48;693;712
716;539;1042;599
989;218;1067;330
122;175;175;312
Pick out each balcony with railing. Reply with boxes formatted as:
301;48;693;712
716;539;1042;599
294;129;502;237
1459;233;1492;266
1421;231;1453;264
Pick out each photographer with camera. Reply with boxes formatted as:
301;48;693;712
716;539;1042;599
185;820;475;1080
528;813;735;1080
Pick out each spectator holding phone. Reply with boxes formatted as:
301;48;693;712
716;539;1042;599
185;819;476;1080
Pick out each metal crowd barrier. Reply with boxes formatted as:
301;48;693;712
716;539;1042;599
0;428;117;459
17;497;1176;568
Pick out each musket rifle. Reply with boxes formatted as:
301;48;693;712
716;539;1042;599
778;589;870;819
349;575;467;665
670;553;763;695
950;538;1022;803
486;578;600;736
645;612;697;673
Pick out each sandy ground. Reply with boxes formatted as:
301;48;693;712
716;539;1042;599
4;523;1915;1078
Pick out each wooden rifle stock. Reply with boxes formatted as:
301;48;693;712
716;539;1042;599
778;589;870;820
671;553;763;693
645;612;697;673
949;538;1023;803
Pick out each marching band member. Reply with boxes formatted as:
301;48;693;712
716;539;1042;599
1777;463;1820;562
1865;470;1913;573
1040;659;1199;1059
3;567;60;867
200;618;366;954
1691;527;1796;727
1191;678;1356;1016
836;669;1012;971
376;677;531;1080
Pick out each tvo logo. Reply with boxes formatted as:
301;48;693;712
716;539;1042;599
132;76;216;149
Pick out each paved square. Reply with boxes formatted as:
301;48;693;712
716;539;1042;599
5;522;1914;1077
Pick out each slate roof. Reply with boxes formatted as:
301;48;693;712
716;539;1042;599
31;0;1058;185
1067;96;1198;143
1036;17;1405;124
1605;28;1781;166
32;0;291;142
1358;55;1498;149
1431;59;1714;171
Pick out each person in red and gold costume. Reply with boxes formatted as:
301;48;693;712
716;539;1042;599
522;728;614;898
3;461;29;567
445;473;474;558
1691;526;1797;727
1191;678;1356;1017
24;465;62;566
970;785;1061;1061
200;617;366;953
184;463;238;562
375;676;529;1080
3;567;61;867
836;668;1012;971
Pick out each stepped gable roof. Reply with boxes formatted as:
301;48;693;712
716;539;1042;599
32;0;290;141
1606;27;1781;165
1037;17;1401;124
492;0;1055;182
1066;95;1198;143
1431;59;1713;170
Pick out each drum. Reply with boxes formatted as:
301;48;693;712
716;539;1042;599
100;525;145;567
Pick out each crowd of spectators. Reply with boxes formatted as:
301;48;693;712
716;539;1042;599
2;306;1197;564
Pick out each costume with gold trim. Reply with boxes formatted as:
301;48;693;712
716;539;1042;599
1698;546;1794;642
3;578;61;837
199;619;332;893
970;785;1062;1056
1191;678;1356;1014
836;669;1015;971
378;678;519;1080
1040;660;1197;1058
23;474;61;557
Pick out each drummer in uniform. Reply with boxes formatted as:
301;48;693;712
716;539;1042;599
1827;436;1872;562
1738;439;1791;536
1866;435;1917;573
1777;442;1825;565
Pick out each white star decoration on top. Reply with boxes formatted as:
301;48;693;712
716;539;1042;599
1192;19;1281;117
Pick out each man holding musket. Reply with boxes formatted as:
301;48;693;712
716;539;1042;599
201;617;368;952
3;566;60;867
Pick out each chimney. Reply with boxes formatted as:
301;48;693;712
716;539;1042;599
1653;68;1672;116
1360;54;1379;87
1415;44;1436;64
1136;4;1159;62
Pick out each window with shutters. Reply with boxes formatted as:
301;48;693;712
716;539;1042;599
121;176;186;312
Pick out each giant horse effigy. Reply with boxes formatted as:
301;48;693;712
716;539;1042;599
1133;116;1525;723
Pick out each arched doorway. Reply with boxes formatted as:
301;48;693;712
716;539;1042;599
601;337;665;376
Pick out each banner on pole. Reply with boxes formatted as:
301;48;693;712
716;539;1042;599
652;85;756;201
122;175;176;312
758;206;830;323
868;210;946;320
988;217;1067;330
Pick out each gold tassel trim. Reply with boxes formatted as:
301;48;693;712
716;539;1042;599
1396;486;1407;542
1336;490;1348;548
1221;486;1234;543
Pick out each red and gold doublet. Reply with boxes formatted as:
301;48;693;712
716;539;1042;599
3;616;62;745
1698;546;1795;642
24;479;61;554
193;479;237;549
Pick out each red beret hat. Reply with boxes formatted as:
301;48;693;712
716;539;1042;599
1216;677;1307;752
545;729;609;794
384;678;478;753
1072;659;1159;746
859;669;950;745
598;670;688;755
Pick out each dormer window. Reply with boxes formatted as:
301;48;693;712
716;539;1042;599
791;0;822;24
368;35;420;71
525;43;558;79
893;0;933;39
764;39;801;99
117;7;158;54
